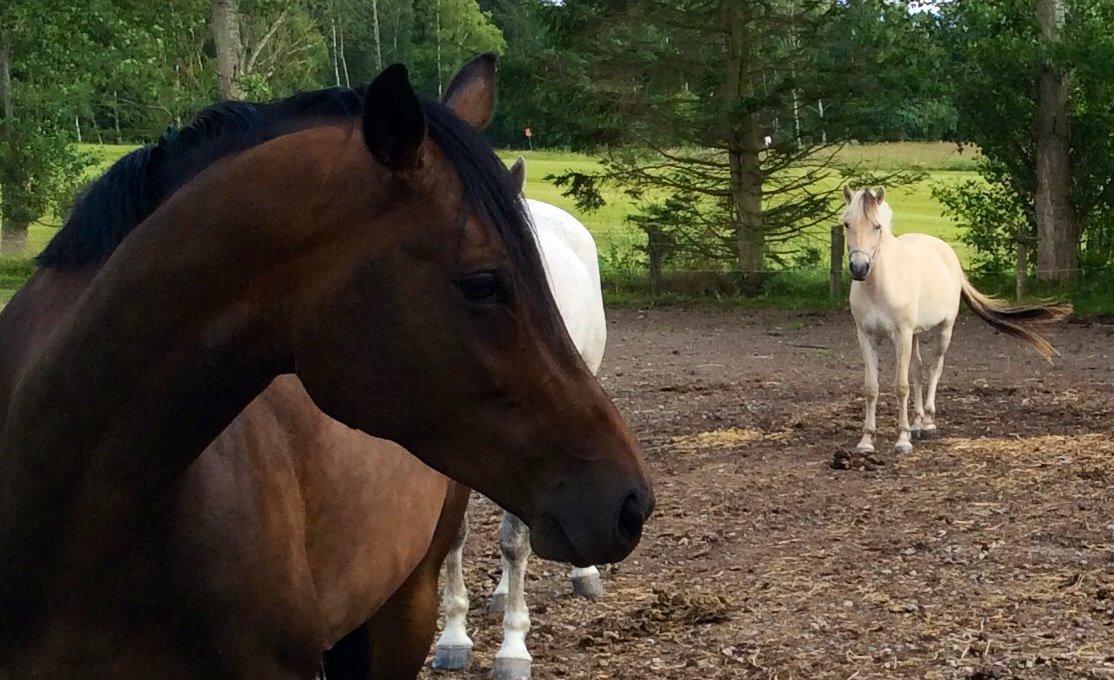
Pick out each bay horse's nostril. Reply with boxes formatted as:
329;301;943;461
617;490;646;545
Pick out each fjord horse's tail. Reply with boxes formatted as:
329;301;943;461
960;276;1070;362
320;624;372;680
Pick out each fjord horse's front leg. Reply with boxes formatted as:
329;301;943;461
892;328;915;454
856;328;880;454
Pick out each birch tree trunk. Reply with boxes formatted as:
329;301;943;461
371;0;383;71
0;34;29;255
1033;0;1080;283
212;0;244;100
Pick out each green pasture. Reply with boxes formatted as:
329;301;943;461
495;145;978;269
2;142;979;307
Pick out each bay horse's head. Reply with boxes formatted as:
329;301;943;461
288;55;651;566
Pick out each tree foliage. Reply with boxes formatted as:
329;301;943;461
938;0;1114;277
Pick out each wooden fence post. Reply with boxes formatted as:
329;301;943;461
830;223;844;301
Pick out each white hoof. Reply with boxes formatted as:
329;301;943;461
855;443;875;454
491;657;531;680
431;645;472;671
894;441;913;455
571;572;604;599
488;592;507;615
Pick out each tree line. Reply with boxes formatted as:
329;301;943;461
1;0;1110;297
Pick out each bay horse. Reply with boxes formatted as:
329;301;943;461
433;173;609;680
0;54;652;679
843;186;1067;455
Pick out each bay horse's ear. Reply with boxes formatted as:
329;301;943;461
842;185;853;204
510;156;526;194
443;52;498;130
362;63;426;171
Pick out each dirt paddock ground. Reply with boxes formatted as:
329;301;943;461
421;307;1113;680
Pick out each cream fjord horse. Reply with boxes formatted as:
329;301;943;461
432;160;609;680
843;187;1066;455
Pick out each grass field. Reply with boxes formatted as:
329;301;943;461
0;141;989;307
495;146;979;271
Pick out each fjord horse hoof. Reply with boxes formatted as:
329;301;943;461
894;441;913;455
919;427;940;440
855;443;875;454
571;572;604;599
488;592;507;615
491;657;531;680
432;645;472;671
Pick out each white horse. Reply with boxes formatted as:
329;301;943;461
431;160;607;680
843;187;1066;455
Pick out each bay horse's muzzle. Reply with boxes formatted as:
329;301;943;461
530;483;654;567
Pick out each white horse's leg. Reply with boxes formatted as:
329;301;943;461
893;328;915;454
492;513;532;680
922;323;953;436
432;509;473;671
910;336;926;438
489;549;510;614
570;565;603;599
856;328;880;454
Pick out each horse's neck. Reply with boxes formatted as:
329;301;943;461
862;231;906;300
0;159;301;632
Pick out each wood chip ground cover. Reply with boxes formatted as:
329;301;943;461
420;309;1113;679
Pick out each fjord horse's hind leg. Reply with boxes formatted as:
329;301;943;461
892;328;915;454
368;484;471;679
910;336;927;438
921;323;954;437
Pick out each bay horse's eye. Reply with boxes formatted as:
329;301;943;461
456;270;510;305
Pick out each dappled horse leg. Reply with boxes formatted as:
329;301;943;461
921;323;953;438
856;328;880;454
433;509;473;671
893;328;915;454
492;513;533;680
570;565;604;599
910;336;927;439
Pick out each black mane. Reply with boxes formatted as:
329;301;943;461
37;88;365;268
36;83;565;343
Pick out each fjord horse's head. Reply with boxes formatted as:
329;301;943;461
287;55;652;566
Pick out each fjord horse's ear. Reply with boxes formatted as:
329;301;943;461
362;64;426;171
443;52;497;130
510;156;526;194
842;185;854;204
873;186;886;201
